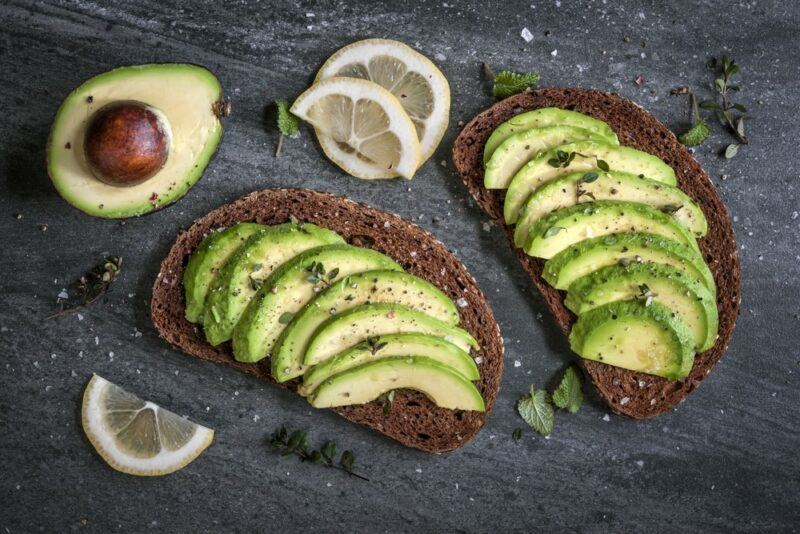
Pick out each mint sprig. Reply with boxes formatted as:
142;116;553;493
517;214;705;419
552;365;584;413
482;62;540;99
275;99;300;158
517;386;554;436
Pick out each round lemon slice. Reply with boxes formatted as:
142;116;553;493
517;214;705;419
82;374;214;476
314;39;450;179
291;77;422;179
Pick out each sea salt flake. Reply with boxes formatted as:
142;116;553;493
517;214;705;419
456;298;468;308
520;27;534;42
602;414;610;422
514;360;522;368
551;49;558;57
620;396;630;405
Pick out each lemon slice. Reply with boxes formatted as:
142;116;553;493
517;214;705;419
314;39;450;179
81;374;214;476
292;77;422;179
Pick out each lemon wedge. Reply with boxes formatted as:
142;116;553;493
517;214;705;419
291;77;422;179
81;374;214;476
314;39;450;179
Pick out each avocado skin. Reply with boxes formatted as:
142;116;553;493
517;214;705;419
542;232;716;294
526;200;700;259
565;262;718;352
569;299;695;380
183;223;264;323
47;64;226;219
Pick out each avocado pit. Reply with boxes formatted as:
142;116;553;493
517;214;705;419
84;101;171;187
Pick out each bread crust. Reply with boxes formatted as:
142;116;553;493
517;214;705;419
151;188;503;452
452;88;740;418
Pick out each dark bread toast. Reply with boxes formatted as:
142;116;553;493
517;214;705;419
452;88;740;418
151;188;503;453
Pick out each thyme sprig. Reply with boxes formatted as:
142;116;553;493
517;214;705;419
269;427;369;481
703;55;748;147
46;256;121;319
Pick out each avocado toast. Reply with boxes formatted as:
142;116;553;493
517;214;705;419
151;188;503;453
453;88;740;418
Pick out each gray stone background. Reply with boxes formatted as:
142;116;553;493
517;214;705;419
1;1;798;532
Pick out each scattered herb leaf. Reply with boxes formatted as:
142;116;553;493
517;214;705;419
278;311;295;324
269;427;368;481
724;143;740;159
517;386;554;437
483;63;541;99
512;427;523;443
275;99;300;158
552;366;584;413
543;226;565;238
46;256;122;319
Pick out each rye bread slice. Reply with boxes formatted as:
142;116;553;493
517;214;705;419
452;88;740;419
150;188;503;453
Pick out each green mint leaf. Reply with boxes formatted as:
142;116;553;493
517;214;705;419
493;70;540;99
552;365;584;413
678;121;711;147
276;99;300;136
517;386;554;436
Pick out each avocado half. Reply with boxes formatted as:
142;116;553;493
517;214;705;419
47;64;227;218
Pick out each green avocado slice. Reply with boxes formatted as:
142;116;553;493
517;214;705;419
202;223;344;345
504;141;677;223
483;125;614;189
543;232;716;294
569;300;695;380
183;223;264;323
483;107;619;164
308;356;485;411
565;262;718;352
526;201;700;259
304;303;478;368
48;64;225;218
513;171;707;248
299;333;479;396
273;270;460;382
232;244;402;368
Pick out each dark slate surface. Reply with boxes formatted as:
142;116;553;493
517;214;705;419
1;1;798;532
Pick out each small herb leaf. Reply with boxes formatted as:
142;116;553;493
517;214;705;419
724;143;740;159
552;365;584;413
512;428;523;443
492;70;540;99
517;386;554;437
278;311;295;324
276;99;299;136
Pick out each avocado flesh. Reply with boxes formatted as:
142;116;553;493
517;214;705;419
483;125;614;189
565;263;718;352
483;107;619;164
183;223;264;323
308;356;485;411
543;232;716;294
569;300;695;380
202;223;344;345
299;333;479;396
513;171;707;248
48;64;224;218
232;245;402;366
304;303;478;368
273;270;460;383
526;201;700;259
504;141;677;223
